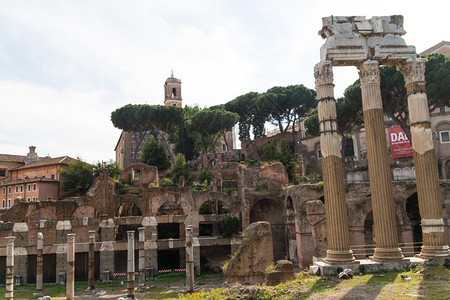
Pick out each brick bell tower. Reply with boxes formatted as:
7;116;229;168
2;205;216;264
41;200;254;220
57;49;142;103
164;71;182;107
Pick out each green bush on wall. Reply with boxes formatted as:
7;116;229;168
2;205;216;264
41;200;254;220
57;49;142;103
220;216;240;238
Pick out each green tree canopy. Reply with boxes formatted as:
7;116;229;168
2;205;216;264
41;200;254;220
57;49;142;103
111;104;153;163
111;104;184;164
189;108;239;156
93;159;121;179
59;158;93;197
256;85;316;146
140;135;171;170
224;92;264;141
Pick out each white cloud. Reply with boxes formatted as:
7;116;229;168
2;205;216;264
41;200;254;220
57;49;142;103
0;0;449;162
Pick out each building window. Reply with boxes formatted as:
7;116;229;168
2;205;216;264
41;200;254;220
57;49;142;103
47;196;52;200
27;184;31;192
33;184;37;191
2;199;5;208
440;131;450;143
7;199;11;207
8;187;11;194
172;87;177;97
19;185;23;193
439;107;445;113
317;149;322;159
0;169;5;176
27;197;31;202
15;186;18;193
32;197;36;201
2;187;5;195
51;174;55;179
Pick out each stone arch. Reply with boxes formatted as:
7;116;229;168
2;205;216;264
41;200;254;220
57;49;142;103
393;168;402;180
198;199;229;215
347;172;354;183
250;198;286;260
72;205;96;219
116;201;143;217
354;172;363;182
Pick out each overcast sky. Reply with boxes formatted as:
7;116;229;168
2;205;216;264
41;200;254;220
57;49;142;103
1;0;448;163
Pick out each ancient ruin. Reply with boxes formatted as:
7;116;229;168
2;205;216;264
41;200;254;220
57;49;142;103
316;15;449;263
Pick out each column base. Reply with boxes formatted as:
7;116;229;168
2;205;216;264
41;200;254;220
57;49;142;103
418;245;450;259
323;249;358;265
372;247;404;262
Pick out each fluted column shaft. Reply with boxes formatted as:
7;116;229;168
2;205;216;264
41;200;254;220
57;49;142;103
399;58;449;258
314;61;355;265
358;60;403;262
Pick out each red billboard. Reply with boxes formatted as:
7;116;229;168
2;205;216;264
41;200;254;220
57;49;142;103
389;127;413;158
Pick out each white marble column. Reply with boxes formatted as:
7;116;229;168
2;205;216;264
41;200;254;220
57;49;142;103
127;231;135;299
66;233;75;300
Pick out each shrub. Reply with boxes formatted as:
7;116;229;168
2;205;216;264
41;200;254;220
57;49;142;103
314;181;324;191
220;216;240;238
198;169;213;185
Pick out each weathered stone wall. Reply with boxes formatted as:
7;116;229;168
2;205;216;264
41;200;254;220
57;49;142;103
223;221;273;285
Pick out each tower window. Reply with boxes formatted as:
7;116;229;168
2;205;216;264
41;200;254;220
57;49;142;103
172;88;177;97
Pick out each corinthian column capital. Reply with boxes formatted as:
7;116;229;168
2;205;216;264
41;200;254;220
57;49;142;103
358;60;380;86
398;57;427;85
314;61;333;87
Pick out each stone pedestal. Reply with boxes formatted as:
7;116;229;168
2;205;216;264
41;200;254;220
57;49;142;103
99;218;115;276
314;61;356;265
66;233;75;300
56;221;72;283
358;60;403;262
399;58;450;258
13;223;29;284
143;217;158;271
127;231;135;299
5;236;15;300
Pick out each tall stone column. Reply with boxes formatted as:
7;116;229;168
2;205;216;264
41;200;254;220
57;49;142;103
358;60;403;262
13;222;29;284
399;58;450;258
185;225;194;292
35;232;44;295
56;220;71;283
127;231;135;299
66;233;75;300
88;230;95;291
314;61;355;265
99;216;115;282
138;227;146;291
5;236;15;300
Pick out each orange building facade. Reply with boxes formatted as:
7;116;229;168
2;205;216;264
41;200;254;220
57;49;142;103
0;146;75;211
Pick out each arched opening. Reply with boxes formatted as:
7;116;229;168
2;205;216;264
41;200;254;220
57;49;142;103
250;198;286;260
116;202;142;217
318;196;325;205
446;160;450;179
199;199;229;236
199;200;229;215
406;192;422;253
364;211;375;257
